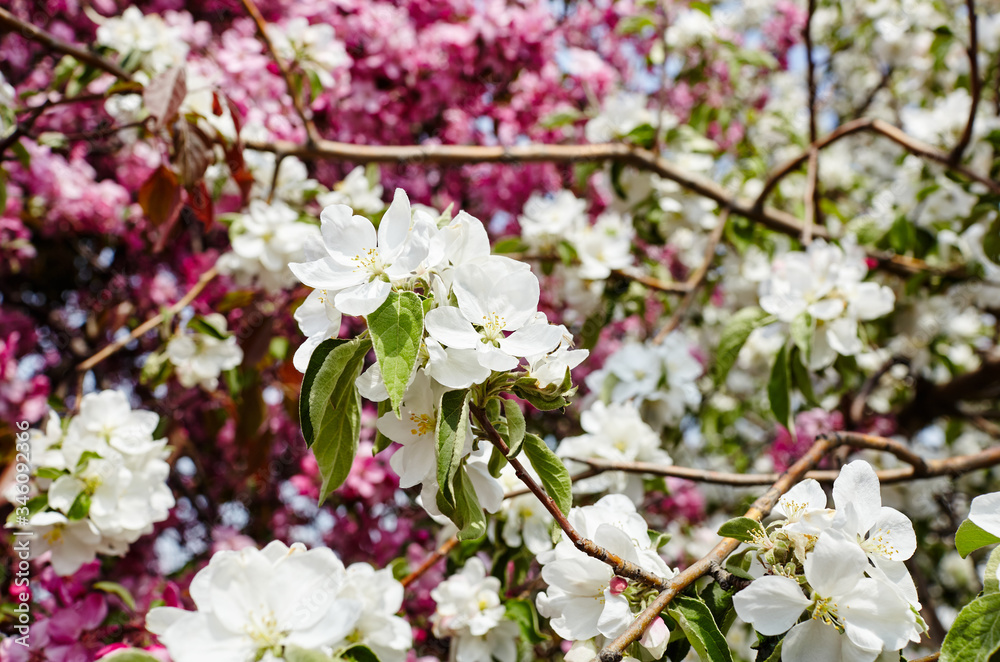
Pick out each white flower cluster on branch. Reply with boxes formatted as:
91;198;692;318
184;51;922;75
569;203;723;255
10;391;175;575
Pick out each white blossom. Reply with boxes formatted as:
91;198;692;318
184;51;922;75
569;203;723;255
317;166;384;215
558;401;671;502
147;541;364;662
166;313;243;390
218;200;320;293
759;239;895;370
289;189;432;316
431;557;519;662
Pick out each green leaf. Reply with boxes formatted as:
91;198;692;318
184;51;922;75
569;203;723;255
717;516;766;544
984;215;1000;265
340;645;381;662
649;529;671;550
188;315;228;340
503;399;526;457
97;650;164;662
93;581;137;610
667;595;734;662
373;399;394;455
492;237;530;254
76;450;102;471
985;546;1000;595
790;313;813;363
300;338;372;501
438;466;487;541
789;347;820;407
768;344;793;434
367;291;424;415
714;307;770;384
436;389;471;510
956;519;1000;558
487;445;508;478
67;491;91;520
523;433;571;516
539;108;582;129
35;467;64;480
940;593;1000;662
505;598;548;644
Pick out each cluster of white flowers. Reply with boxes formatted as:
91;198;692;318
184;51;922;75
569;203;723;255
12;391;174;575
517;190;635;280
217;199;321;293
558;401;670;503
165;313;243;390
317;165;385;214
147;540;411;662
733;461;925;661
759;239;895;370
430;557;520;662
289;190;585;519
95;6;190;76
585;333;703;430
536;495;675;658
269;17;351;88
494;461;555;554
375;370;504;520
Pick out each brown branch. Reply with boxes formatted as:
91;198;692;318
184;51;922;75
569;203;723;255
568;435;1000;487
949;0;980;164
802;146;819;244
909;653;940;662
400;536;459;588
753;117;1000;215
610;268;690;294
246;137;942;277
237;0;319;145
470;403;669;590
653;209;729;343
804;0;818;144
598;437;837;661
76;266;219;373
0;7;131;81
850;356;909;426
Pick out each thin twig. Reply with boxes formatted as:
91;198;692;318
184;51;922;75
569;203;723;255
245;136;945;277
77;266;219;373
653;209;729;343
470;403;669;590
909;653;940;662
567;435;1000;487
237;0;320;145
0;7;132;81
400;536;459;588
804;0;818;144
949;0;980;164
802;146;819;244
611;268;690;294
753;117;1000;213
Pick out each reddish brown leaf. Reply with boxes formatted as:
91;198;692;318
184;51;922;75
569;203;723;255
138;165;183;227
172;119;213;187
143;66;187;130
185;181;214;229
211;91;223;116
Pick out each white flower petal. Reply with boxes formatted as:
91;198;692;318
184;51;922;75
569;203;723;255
732;575;810;635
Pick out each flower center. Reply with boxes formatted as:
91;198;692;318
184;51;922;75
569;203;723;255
43;525;64;545
480;312;506;343
244;609;288;651
811;596;841;627
353;247;387;276
861;529;898;559
409;412;435;436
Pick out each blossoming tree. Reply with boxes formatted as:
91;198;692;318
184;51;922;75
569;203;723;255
2;1;1000;661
